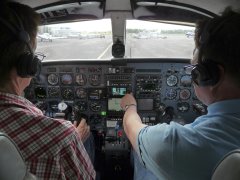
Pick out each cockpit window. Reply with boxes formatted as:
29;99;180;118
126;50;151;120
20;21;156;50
36;19;112;60
126;20;195;59
36;19;195;61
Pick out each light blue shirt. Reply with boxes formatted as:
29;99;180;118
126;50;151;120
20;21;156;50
137;99;240;180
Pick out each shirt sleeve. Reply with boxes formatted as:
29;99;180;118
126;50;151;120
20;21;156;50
136;123;175;179
60;130;96;180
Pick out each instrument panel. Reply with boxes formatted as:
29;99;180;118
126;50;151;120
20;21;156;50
25;59;207;130
24;59;207;168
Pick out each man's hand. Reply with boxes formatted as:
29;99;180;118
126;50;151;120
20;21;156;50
74;118;90;143
120;93;137;111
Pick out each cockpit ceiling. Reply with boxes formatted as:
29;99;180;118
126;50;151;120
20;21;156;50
10;0;240;25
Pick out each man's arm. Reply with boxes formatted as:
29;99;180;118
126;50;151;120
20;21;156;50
60;130;96;179
121;94;147;151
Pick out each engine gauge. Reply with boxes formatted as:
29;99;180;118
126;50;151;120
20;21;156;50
61;74;73;85
47;74;59;85
179;89;191;100
193;103;207;115
165;88;177;100
61;88;74;99
89;74;101;86
180;75;192;87
177;102;190;112
75;74;87;86
166;75;178;87
75;88;87;99
89;101;101;112
74;101;88;112
155;102;166;113
48;87;60;98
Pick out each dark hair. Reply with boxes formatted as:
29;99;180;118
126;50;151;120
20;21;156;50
0;2;40;87
195;7;240;85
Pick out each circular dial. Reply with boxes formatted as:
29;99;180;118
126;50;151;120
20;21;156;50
166;75;178;87
155;102;166;113
177;102;190;112
75;74;87;86
48;87;60;98
75;88;87;99
89;101;101;112
180;75;192;87
61;88;74;99
74;101;88;112
47;74;59;85
34;87;47;99
165;88;177;100
61;74;73;85
179;89;191;100
58;101;68;111
89;74;101;86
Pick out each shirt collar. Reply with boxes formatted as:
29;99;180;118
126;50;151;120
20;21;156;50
207;99;240;115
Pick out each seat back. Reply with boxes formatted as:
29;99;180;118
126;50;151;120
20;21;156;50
211;149;240;180
0;132;37;180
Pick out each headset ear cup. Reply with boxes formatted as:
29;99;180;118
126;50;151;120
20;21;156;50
192;61;220;86
203;61;220;85
16;53;41;77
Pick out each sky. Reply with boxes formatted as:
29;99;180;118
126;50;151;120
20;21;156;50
47;19;195;32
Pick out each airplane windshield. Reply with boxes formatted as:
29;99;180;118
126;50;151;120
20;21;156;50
36;19;195;61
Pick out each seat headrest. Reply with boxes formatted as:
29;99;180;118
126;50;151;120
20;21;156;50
211;149;240;180
0;132;30;180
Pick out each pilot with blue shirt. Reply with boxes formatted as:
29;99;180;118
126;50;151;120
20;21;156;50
121;8;240;180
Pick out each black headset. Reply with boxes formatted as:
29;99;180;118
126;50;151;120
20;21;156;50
0;6;41;78
191;17;230;87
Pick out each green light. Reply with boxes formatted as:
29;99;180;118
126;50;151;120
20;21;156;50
101;111;107;116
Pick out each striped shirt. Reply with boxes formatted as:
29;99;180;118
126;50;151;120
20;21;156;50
0;92;96;180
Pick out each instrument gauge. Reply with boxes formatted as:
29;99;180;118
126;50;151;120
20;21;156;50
89;101;101;112
166;75;178;87
165;88;177;100
75;88;87;99
48;87;60;98
177;102;190;112
75;74;87;86
34;87;47;99
89;74;101;86
180;75;192;87
61;88;74;100
74;101;88;112
47;74;59;85
58;101;68;111
179;89;191;100
61;74;73;85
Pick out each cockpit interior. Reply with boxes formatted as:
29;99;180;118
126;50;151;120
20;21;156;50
5;0;240;179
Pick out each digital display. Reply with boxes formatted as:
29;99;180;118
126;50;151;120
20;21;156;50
108;98;122;111
137;99;153;111
142;83;155;90
112;87;126;96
